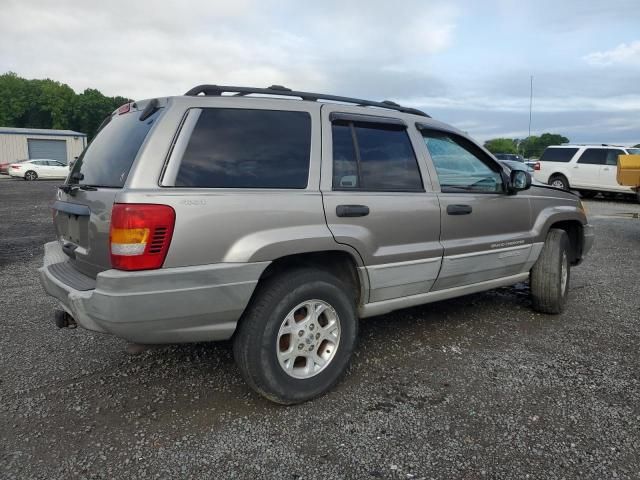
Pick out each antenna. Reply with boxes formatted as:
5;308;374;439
528;75;534;138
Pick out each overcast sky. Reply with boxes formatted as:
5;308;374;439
1;0;639;144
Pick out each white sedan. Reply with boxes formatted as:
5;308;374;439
9;159;70;181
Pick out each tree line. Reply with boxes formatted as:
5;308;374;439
0;72;130;140
483;133;570;159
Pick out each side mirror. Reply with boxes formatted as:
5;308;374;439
508;169;532;193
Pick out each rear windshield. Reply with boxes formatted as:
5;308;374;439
539;147;578;163
68;109;162;187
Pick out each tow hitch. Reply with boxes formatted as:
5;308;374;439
54;310;77;329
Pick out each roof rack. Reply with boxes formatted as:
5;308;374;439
184;84;430;118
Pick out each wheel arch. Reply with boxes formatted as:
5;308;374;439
255;250;367;307
546;220;584;265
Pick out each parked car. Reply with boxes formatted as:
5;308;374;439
0;159;21;175
495;153;537;171
39;85;593;404
9;159;69;180
495;153;525;162
498;159;534;173
534;145;640;200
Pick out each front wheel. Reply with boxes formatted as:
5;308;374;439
24;170;38;181
233;268;358;404
549;174;569;190
530;229;571;314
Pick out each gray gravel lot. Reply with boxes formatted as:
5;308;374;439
1;176;639;479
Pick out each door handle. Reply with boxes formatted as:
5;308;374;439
447;204;473;215
603;167;610;171
336;205;370;217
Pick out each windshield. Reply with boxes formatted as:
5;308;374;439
68;108;162;187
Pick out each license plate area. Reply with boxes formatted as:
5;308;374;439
57;213;89;248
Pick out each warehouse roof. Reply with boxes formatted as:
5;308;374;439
0;127;87;137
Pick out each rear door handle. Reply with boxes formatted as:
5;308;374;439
447;204;473;215
336;205;370;217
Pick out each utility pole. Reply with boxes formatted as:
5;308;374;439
528;75;534;139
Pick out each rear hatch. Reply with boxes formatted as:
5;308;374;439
53;100;163;278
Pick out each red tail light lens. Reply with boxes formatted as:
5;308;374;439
534;162;541;171
11;165;20;169
109;204;175;271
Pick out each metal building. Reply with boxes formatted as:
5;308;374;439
0;127;87;165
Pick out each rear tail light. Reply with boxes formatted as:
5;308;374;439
109;204;175;271
11;165;20;170
534;162;541;171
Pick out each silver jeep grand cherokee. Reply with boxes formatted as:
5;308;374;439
40;85;594;404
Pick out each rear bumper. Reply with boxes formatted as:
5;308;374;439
39;241;269;343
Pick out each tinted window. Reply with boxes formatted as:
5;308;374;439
422;130;504;193
69;109;161;187
332;124;359;188
605;149;624;166
539;147;578;163
331;121;422;191
176;109;311;189
627;148;640;155
577;148;608;165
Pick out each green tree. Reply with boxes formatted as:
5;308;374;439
484;138;518;154
634;144;640;148
520;133;569;158
0;72;131;140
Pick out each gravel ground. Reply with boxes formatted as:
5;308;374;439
1;177;639;479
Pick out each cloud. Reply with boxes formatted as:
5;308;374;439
0;0;458;99
0;0;638;144
584;41;640;66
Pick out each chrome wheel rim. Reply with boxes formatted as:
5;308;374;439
26;172;36;181
551;179;564;189
276;299;341;379
560;252;568;294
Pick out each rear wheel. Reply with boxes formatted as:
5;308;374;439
233;268;358;404
549;174;569;190
530;229;571;314
24;170;37;181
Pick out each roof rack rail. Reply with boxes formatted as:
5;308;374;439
183;84;430;117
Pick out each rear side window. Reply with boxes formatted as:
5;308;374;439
175;109;311;189
539;147;578;163
605;149;624;166
69;109;161;187
577;148;608;165
331;121;423;191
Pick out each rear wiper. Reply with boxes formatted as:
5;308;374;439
57;184;99;195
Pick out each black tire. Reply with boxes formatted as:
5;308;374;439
548;174;569;190
233;268;358;404
24;170;38;181
530;229;571;314
579;190;597;199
